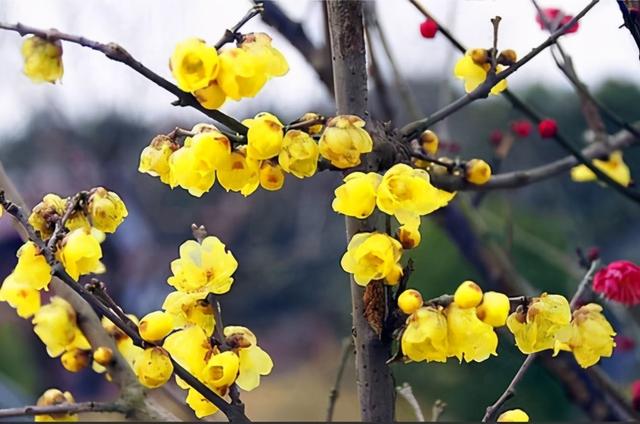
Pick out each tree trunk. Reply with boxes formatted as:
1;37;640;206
326;1;396;421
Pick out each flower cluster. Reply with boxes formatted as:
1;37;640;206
400;281;506;363
170;33;288;110
507;293;616;368
21;36;63;84
34;388;78;422
140;113;377;198
592;260;640;306
453;48;512;95
571;151;632;187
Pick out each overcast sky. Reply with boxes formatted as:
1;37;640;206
0;0;638;139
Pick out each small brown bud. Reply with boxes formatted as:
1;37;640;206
498;49;517;66
470;48;489;65
93;346;114;366
419;130;439;155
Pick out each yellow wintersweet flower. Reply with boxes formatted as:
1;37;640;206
56;228;104;280
497;409;529;422
377;164;455;228
224;326;273;391
318;115;373;169
453;280;483;309
278;130;319;178
570;151;632;187
466;159;492;185
340;232;403;286
563;303;615;368
168;236;238;297
216;47;266;101
240;32;289;79
21;36;63;84
170;38;219;92
190;128;233;170
332;172;382;219
259;161;285;191
34;389;78;422
13;241;51;291
134;347;174;388
32;296;80;357
453;50;507;95
168;142;216;198
217;147;261;196
202;350;240;390
0;273;41;318
244;112;284;160
163;325;211;377
87;187;128;233
138;135;177;184
185;386;224;419
446;303;498;362
162;291;215;336
29;194;89;239
401;306;448;362
506;293;572;354
139;311;174;343
194;80;227;110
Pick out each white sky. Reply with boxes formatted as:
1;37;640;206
0;0;637;138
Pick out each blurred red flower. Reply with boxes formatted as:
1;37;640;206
593;260;640;306
536;8;580;34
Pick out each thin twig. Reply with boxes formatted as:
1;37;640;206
396;382;425;422
431;399;447;422
481;260;600;422
46;192;85;252
326;337;353;422
0;22;247;134
0;401;124;418
213;4;264;50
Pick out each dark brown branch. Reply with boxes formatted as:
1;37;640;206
617;2;640;60
0;22;248;135
326;338;353;422
0;401;124;419
481;260;600;422
213;4;264;50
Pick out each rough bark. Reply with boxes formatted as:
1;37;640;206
326;1;395;421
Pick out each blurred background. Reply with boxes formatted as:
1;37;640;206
0;0;639;421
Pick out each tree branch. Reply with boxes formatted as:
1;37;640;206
0;401;124;419
396;382;426;422
326;338;353;422
0;22;248;135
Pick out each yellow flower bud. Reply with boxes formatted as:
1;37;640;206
278;130;320;178
244;112;284;160
498;49;518;66
453;280;483;308
476;291;510;327
170;38;219;92
420;130;439;155
140;311;174;342
21;36;63;84
259;161;285;191
454;50;508;95
239;32;289;78
168;141;216;198
217;147;261;196
138;135;178;184
470;48;488;65
332;172;382;219
134;347;174;388
33;297;80;357
341;232;403;286
194;80;226;110
168;236;237;297
401;306;448;362
163;325;210;378
93;346;114;366
318;115;373;169
202;351;240;389
35;389;78;422
564;303;616;368
397;225;421;249
446;303;498;362
216;47;266;100
466;159;492;185
61;349;91;373
87;187;128;233
497;409;529;422
296;112;324;135
186;387;222;418
377;164;455;228
56;228;104;281
398;289;424;315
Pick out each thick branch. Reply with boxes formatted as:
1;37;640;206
0;22;247;135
